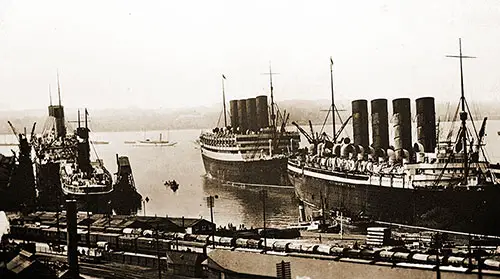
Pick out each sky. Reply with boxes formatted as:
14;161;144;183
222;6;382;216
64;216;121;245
0;0;499;111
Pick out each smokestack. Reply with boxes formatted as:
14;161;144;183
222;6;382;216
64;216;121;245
416;97;436;152
229;100;239;130
255;95;269;129
351;99;369;149
246;98;257;131
237;99;248;132
66;199;79;278
392;98;412;160
48;106;66;138
371;99;389;154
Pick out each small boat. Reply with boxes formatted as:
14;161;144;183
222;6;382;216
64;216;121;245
91;140;110;145
287;215;339;232
124;140;136;144
164;180;179;192
135;132;177;146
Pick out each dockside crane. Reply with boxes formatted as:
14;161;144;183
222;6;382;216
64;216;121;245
7;121;20;143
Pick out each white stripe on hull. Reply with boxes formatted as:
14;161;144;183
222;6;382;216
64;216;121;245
201;146;286;162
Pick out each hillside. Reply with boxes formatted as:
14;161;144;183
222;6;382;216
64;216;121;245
0;99;499;134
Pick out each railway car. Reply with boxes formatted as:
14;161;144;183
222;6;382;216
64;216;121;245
315;244;332;255
484;259;500;270
379;250;395;261
345;248;361;258
272;241;291;252
287;242;303;253
219;236;236;247
96;232;120;249
174;232;187;240
393;252;412;262
246;239;262;249
118;235;138;252
359;249;378;260
235;238;248;248
194;234;210;244
300;243;319;254
411;253;430;264
330;246;348;257
445;256;465;267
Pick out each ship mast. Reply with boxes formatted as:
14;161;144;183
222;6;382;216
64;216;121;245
330;57;336;142
222;74;227;127
446;38;476;184
268;63;276;131
57;70;62;107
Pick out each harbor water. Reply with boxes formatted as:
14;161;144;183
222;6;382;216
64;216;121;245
2;118;500;230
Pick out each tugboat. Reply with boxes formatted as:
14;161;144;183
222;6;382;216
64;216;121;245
199;69;300;186
287;41;500;235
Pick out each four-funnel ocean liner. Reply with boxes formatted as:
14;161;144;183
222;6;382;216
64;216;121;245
288;44;500;235
200;72;300;186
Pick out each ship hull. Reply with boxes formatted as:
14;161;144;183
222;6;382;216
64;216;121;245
202;153;290;186
288;161;500;235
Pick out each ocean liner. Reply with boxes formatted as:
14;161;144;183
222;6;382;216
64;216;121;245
288;41;500;235
200;71;300;185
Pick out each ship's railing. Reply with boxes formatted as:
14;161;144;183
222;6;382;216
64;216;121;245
61;182;113;195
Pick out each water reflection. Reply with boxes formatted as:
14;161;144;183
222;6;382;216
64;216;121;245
202;176;299;228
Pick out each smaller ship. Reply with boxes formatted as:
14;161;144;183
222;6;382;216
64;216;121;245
199;70;300;186
59;110;113;196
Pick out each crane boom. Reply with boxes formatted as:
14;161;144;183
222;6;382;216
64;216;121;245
292;121;315;144
7;121;20;143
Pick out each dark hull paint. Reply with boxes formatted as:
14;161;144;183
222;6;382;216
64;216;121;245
288;164;500;235
202;154;290;186
36;162;112;213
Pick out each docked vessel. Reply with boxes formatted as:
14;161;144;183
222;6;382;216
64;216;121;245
58;111;113;196
288;42;500;235
200;71;300;186
32;78;140;213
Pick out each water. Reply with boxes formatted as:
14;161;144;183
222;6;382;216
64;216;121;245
1;129;298;229
3;118;500;229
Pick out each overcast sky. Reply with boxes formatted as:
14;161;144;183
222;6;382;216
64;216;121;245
0;0;499;111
